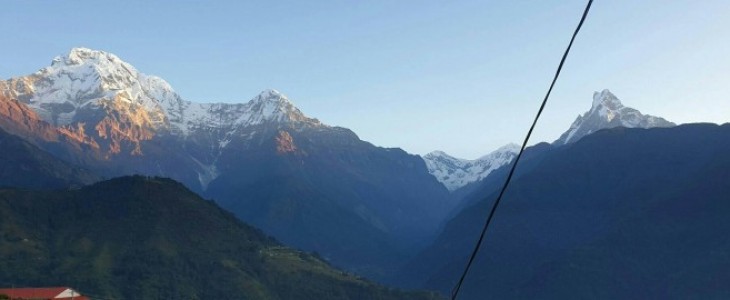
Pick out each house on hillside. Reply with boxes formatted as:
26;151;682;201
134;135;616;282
0;287;89;300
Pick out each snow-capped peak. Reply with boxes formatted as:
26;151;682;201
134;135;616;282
248;89;296;118
256;89;286;101
555;89;675;145
591;89;623;112
44;47;150;94
423;144;519;191
1;48;324;134
0;47;330;185
52;47;131;69
235;89;318;126
428;150;450;157
490;143;521;156
2;47;183;126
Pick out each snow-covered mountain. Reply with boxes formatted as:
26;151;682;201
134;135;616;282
424;89;673;191
0;48;331;189
0;48;323;154
0;48;455;280
423;144;519;191
0;48;319;135
2;47;178;126
555;89;675;145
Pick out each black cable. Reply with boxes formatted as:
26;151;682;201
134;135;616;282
450;1;594;299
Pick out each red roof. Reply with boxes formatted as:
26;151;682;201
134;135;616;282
0;287;88;300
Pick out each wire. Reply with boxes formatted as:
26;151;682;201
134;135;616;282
449;1;594;299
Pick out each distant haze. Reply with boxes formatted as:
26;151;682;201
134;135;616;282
1;0;728;158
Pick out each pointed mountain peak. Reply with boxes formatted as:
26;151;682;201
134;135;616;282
250;89;295;107
494;143;521;154
42;47;142;88
69;47;105;56
425;150;454;159
5;47;182;127
240;90;321;126
591;89;623;111
249;89;294;107
67;47;115;61
257;89;285;99
555;90;675;145
50;47;134;71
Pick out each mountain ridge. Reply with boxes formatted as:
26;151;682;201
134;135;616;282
422;144;519;191
425;89;675;192
0;48;332;188
0;47;455;281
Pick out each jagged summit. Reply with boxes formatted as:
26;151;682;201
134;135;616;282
423;144;519;191
52;47;129;68
427;150;450;157
44;47;172;99
255;89;287;101
242;89;316;125
591;89;623;110
555;89;675;145
182;89;322;137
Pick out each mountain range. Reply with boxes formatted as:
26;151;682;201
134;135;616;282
0;48;453;280
0;48;328;190
423;144;519;192
2;47;726;299
422;88;675;192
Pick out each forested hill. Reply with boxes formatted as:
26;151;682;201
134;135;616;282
0;176;441;300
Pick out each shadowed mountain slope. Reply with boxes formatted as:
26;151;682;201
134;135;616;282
0;48;454;280
0;127;97;189
402;123;730;299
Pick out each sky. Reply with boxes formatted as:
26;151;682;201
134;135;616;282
1;1;729;159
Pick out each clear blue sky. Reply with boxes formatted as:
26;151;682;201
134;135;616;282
2;1;729;158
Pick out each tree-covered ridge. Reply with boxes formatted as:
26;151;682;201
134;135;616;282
0;176;441;300
0;127;98;189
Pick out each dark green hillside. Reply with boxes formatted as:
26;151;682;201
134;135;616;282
0;127;98;189
0;176;440;300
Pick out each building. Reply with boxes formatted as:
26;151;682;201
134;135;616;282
0;287;89;300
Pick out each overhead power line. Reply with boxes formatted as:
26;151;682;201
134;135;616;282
450;1;595;299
